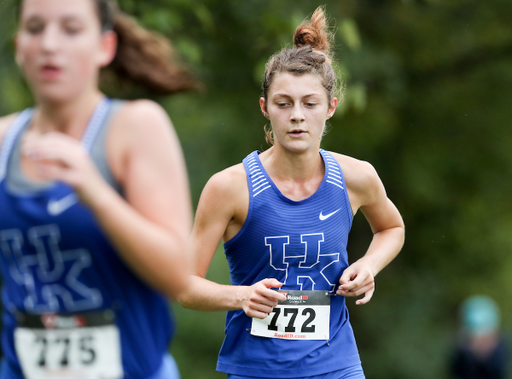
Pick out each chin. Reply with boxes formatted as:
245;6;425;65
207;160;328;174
281;142;316;154
33;85;84;105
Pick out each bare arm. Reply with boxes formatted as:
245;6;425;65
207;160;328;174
177;167;286;319
335;155;405;304
22;100;191;298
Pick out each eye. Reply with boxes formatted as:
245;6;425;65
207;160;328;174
277;102;289;108
25;22;45;35
305;103;318;107
62;22;83;36
64;26;81;35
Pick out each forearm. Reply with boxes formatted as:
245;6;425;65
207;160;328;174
89;184;190;298
360;225;405;276
178;275;244;311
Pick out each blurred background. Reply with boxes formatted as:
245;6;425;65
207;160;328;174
2;0;512;378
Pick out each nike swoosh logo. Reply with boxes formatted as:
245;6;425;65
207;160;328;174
47;194;78;216
319;209;341;221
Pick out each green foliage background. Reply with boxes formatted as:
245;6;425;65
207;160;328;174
2;0;512;378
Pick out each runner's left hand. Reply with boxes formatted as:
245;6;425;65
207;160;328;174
337;259;375;305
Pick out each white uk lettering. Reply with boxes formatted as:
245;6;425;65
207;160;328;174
266;233;339;291
0;225;102;312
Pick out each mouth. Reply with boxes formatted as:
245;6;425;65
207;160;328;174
288;129;307;137
40;64;63;80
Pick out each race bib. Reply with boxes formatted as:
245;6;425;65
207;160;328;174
14;310;123;379
251;290;330;340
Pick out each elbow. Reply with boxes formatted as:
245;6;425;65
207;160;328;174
161;235;192;300
164;274;190;301
395;224;405;254
176;287;195;309
175;274;204;309
398;223;405;244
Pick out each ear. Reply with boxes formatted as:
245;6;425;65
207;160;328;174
97;31;117;67
260;97;269;119
327;97;338;119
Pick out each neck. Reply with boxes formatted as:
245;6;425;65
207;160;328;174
32;89;104;139
263;143;323;183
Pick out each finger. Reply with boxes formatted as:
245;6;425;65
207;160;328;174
255;288;284;304
248;301;275;314
246;309;271;319
339;274;366;292
24;145;68;165
339;282;374;297
259;279;286;301
339;267;356;286
23;135;83;163
261;278;283;289
355;287;375;305
33;162;61;181
251;292;279;307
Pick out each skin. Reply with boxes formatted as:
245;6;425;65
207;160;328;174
0;0;191;298
178;72;405;318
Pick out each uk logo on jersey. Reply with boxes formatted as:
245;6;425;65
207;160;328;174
0;224;103;312
265;233;340;291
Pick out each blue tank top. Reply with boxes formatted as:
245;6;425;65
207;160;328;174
217;150;361;378
0;99;173;379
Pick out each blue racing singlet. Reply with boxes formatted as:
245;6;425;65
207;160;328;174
0;99;174;379
217;150;361;378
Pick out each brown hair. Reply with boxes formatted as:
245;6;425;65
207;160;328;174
17;0;196;94
262;6;341;145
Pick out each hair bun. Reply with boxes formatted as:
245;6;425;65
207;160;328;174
293;6;330;53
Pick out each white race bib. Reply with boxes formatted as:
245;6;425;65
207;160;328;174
251;290;330;340
14;311;123;379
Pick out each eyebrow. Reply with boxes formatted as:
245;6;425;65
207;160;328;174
23;14;85;23
272;93;322;98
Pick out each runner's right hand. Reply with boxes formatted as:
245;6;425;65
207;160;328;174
239;278;286;319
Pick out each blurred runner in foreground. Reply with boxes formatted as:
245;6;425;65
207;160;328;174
0;0;195;378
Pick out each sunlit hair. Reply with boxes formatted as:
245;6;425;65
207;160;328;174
262;6;341;145
17;0;196;94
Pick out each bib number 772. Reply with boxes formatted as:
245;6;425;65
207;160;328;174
250;290;330;340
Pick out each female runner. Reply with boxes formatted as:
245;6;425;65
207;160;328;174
0;0;194;378
178;7;405;379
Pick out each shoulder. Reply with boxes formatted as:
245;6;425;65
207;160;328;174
107;100;175;166
203;163;247;201
328;151;380;189
111;99;174;139
0;113;21;146
195;162;248;227
106;99;183;187
327;151;384;210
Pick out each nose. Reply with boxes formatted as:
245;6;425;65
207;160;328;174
40;24;60;53
289;104;305;123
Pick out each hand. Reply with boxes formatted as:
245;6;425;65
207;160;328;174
23;132;109;207
337;259;375;305
239;278;286;319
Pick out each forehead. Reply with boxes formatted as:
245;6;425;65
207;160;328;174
20;0;97;21
269;72;326;97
